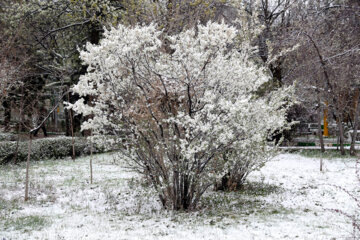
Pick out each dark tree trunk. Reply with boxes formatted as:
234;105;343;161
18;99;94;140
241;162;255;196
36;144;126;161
214;172;230;191
270;60;283;87
215;172;246;192
69;108;75;160
90;24;100;45
172;172;192;210
338;116;346;155
66;90;75;159
14;88;24;164
3;100;11;130
33;124;47;137
350;93;360;156
64;108;70;136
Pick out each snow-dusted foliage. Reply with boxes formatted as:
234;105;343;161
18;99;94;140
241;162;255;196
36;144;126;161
69;22;294;210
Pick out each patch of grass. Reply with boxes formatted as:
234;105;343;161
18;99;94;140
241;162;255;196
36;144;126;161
0;198;23;226
169;191;295;230
197;181;290;220
0;163;24;181
297;149;357;159
2;215;49;232
0;197;21;212
237;181;283;197
63;176;77;186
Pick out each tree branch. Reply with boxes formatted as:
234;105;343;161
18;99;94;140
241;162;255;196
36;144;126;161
30;90;69;135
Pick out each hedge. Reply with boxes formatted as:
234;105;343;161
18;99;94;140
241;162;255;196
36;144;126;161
0;137;103;164
0;132;17;141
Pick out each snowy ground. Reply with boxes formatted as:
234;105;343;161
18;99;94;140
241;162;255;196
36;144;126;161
0;152;359;239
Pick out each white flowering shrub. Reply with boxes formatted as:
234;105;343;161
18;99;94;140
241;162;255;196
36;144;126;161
69;22;294;210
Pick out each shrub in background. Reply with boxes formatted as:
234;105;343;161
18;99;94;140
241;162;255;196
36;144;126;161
0;132;17;141
0;137;103;164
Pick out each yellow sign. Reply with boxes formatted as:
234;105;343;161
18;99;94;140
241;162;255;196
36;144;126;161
323;102;329;137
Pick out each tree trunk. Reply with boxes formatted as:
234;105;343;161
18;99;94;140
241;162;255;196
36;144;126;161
3;100;11;130
338;116;346;155
320;156;323;171
350;94;360;156
90;135;93;184
67;90;75;160
14;93;24;164
215;172;231;191
25;134;32;201
317;98;325;152
70;109;75;160
215;172;247;191
64;108;70;136
270;60;283;87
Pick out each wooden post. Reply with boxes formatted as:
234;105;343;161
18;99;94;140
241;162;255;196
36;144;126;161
25;134;32;201
317;96;325;152
320;155;323;172
90;133;93;184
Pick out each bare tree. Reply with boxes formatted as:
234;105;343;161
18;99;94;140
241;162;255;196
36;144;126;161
265;0;360;154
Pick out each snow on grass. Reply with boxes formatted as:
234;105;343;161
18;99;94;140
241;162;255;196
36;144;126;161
0;152;358;239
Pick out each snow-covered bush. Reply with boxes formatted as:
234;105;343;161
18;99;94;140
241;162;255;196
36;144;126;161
0;137;102;164
69;22;294;210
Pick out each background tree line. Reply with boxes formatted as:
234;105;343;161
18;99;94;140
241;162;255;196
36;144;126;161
0;0;359;156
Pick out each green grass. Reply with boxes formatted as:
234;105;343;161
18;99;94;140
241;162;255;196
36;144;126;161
2;215;49;232
197;181;290;221
237;181;283;197
0;197;21;210
297;149;357;159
